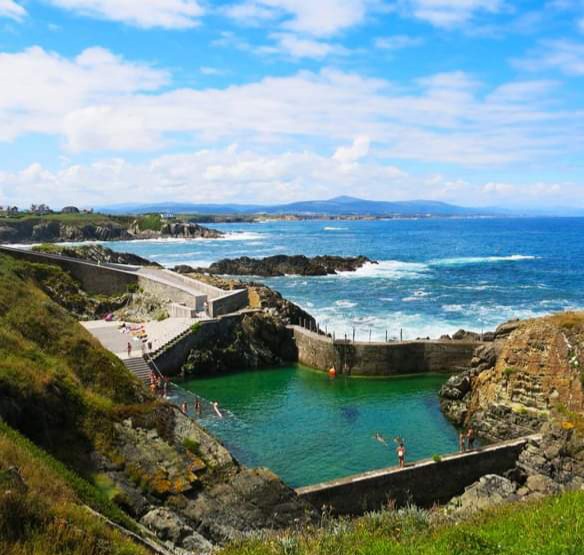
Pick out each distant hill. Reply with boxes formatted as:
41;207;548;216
99;196;499;217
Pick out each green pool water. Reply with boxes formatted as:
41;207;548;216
180;365;459;488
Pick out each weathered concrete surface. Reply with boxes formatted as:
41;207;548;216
0;246;248;315
292;326;481;376
297;436;534;515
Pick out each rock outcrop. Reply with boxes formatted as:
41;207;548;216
182;312;299;376
0;219;222;244
97;405;314;552
441;313;584;441
197;255;375;277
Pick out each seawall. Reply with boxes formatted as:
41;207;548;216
0;246;249;315
291;326;480;376
297;436;533;514
0;245;138;296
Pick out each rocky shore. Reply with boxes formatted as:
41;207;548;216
188;254;375;277
440;312;584;515
0;218;223;244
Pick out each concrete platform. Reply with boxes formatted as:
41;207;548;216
82;318;196;360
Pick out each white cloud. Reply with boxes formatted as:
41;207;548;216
0;144;405;206
374;34;424;49
333;135;370;164
225;0;368;37
263;33;342;59
1;47;582;170
514;39;584;75
0;0;26;20
401;0;504;27
0;46;168;141
200;66;225;76
47;0;204;29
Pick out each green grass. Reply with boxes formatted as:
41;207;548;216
0;423;147;555
222;492;584;555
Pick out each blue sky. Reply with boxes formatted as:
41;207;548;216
0;0;583;209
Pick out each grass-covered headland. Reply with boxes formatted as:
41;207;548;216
223;492;584;555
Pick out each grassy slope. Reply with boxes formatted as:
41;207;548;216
223;491;584;555
0;254;157;552
0;212;162;231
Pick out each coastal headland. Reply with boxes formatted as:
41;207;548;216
1;241;583;554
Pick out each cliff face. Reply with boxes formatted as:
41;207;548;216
0;219;222;244
441;314;584;441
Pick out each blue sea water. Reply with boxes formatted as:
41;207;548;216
105;217;584;340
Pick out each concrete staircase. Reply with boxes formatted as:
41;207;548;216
124;357;152;383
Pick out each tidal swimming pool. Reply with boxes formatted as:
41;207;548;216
181;365;459;488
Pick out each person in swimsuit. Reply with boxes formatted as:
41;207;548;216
459;430;466;452
396;441;406;468
467;426;476;449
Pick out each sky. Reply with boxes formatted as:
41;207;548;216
0;0;583;209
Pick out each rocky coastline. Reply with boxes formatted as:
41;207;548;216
440;312;584;514
0;219;223;244
187;254;375;277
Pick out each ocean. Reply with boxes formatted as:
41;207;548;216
105;217;584;340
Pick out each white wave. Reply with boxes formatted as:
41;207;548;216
162;259;213;269
323;226;347;231
335;300;358;308
429;254;537;267
338;260;429;280
220;231;265;241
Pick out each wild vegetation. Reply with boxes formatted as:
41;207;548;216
222;492;584;555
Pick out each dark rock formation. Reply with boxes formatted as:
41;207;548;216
130;221;223;240
199;255;375;277
0;219;222;244
183;312;298;376
97;406;315;552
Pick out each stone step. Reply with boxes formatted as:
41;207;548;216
124;357;152;382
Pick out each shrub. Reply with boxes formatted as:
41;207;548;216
432;454;443;463
503;367;517;379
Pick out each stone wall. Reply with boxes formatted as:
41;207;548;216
0;245;138;296
137;275;207;310
209;289;249;317
151;312;258;375
297;437;532;514
292;326;480;376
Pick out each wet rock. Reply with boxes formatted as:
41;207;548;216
448;474;517;513
452;329;482;341
201;255;375;277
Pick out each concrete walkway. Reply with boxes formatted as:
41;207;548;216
82;318;196;360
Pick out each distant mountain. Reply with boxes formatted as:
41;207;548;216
99;196;500;217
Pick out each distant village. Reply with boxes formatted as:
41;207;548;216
0;204;94;217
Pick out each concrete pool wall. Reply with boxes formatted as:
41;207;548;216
291;325;481;376
297;436;534;514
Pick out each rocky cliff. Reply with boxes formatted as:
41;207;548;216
196;254;375;277
440;313;584;441
0;218;222;244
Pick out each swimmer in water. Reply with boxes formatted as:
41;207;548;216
374;432;387;446
212;401;223;418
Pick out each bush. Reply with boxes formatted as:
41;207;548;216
432;454;443;463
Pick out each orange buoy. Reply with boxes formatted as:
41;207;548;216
328;367;337;378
